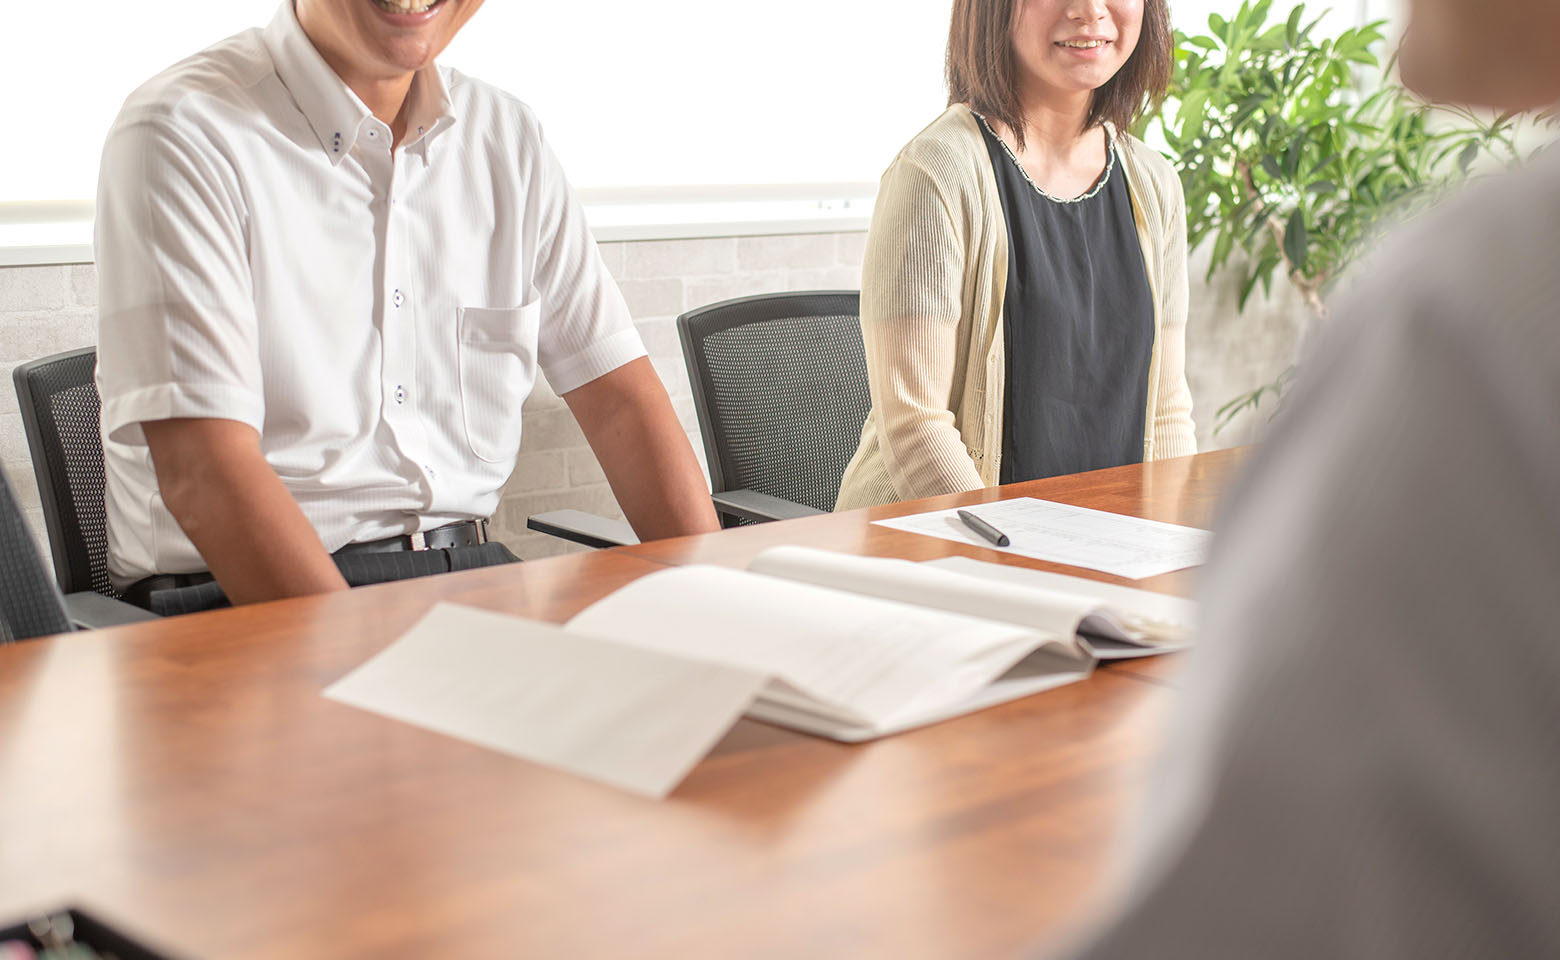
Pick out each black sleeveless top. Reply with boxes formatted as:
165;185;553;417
976;112;1155;484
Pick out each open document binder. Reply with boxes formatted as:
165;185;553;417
326;547;1195;796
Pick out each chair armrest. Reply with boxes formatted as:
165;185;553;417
63;591;159;629
526;510;640;549
711;489;826;524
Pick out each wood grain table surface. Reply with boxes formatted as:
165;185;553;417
0;450;1246;959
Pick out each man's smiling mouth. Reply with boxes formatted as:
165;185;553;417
373;0;447;14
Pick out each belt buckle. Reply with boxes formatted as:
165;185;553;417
409;530;428;551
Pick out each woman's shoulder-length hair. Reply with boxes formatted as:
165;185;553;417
945;0;1172;148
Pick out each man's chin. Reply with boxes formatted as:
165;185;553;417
1397;35;1450;104
1395;24;1458;102
1398;25;1560;111
365;35;443;75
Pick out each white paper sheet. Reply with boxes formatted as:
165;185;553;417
323;604;770;799
874;498;1212;580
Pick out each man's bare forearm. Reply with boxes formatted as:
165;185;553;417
565;357;719;541
143;418;348;604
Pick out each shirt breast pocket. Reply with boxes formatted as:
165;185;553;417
457;301;541;463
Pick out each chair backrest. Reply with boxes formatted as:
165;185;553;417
0;463;73;642
11;347;115;597
677;291;869;516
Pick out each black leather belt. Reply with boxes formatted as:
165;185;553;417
130;519;491;593
334;519;489;555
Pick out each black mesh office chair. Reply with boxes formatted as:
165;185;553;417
678;290;868;526
0;463;73;643
528;291;869;543
13;347;156;628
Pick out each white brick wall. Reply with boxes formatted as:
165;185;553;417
1184;246;1314;451
0;264;99;566
0;231;1305;569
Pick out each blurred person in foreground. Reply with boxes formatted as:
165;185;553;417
1052;0;1560;955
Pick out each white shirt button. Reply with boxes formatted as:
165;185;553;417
394;385;405;405
393;289;404;308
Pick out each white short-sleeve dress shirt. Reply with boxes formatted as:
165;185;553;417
95;3;645;589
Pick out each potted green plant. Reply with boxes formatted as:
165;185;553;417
1148;0;1539;427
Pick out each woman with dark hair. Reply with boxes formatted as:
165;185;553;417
836;0;1195;510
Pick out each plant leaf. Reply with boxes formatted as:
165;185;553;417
1458;140;1480;173
1283;136;1305;178
1284;208;1309;272
1177;89;1210;132
1237;268;1261;311
1307;152;1343;178
1210;227;1236;274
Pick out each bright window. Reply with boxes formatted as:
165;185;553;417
0;1;1384;261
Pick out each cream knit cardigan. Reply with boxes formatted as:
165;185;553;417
835;106;1197;510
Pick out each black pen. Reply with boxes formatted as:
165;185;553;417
956;509;1010;547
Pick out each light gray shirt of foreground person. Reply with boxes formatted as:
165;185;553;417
1056;143;1560;958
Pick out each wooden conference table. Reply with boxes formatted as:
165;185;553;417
0;448;1246;959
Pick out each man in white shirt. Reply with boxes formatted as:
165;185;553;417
1055;0;1560;955
95;0;718;611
